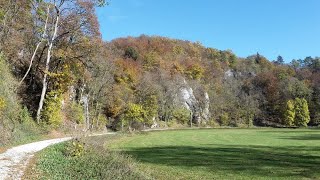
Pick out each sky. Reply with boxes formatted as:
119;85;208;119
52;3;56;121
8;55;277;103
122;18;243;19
96;0;320;62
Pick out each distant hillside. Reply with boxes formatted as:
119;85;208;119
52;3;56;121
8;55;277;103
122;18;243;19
92;35;320;129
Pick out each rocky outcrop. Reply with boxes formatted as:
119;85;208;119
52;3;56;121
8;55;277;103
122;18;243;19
175;79;210;124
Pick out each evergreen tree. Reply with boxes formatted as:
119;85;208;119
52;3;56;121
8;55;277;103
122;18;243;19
294;98;310;127
283;100;295;126
276;55;284;65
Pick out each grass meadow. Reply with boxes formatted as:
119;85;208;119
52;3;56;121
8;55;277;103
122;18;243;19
26;129;320;180
109;129;320;180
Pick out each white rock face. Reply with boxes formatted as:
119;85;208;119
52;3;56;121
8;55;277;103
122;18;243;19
180;87;197;111
202;92;210;121
175;78;210;123
224;69;234;78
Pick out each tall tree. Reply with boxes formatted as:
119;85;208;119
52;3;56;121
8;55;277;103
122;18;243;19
36;1;60;122
294;98;310;127
283;99;295;126
275;55;284;65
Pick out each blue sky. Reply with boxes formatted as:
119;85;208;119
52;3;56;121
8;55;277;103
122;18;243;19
96;0;320;62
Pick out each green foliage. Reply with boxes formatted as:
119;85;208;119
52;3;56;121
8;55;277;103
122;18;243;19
125;47;139;60
294;98;310;127
283;100;295;126
228;54;238;68
0;10;4;22
287;79;311;99
219;112;230;126
67;102;84;124
20;106;34;124
65;139;85;157
171;108;190;125
143;51;160;70
0;54;21;144
42;91;63;128
123;103;146;130
207;119;220;127
142;94;158;124
0;96;5;112
27;138;150;180
0;54;42;145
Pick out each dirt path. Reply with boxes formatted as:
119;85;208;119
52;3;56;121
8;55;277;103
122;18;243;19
0;137;72;180
0;132;115;180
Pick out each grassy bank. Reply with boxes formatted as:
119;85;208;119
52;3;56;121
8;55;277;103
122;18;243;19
24;134;151;180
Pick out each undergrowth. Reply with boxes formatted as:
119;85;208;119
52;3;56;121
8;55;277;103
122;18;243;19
24;136;152;180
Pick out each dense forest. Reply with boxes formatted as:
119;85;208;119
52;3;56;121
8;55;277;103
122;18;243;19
0;0;319;145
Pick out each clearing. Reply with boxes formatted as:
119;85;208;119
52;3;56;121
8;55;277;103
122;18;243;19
109;129;320;180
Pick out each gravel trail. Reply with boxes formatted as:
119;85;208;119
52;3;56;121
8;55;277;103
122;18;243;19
0;132;115;180
0;137;72;180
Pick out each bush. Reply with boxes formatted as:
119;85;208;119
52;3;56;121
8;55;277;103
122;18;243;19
65;139;85;157
219;113;230;126
171;108;191;125
207;119;220;127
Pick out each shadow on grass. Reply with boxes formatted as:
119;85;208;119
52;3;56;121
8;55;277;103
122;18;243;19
280;134;320;140
260;130;320;134
122;145;320;179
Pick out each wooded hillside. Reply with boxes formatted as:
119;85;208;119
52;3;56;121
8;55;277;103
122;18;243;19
0;0;319;144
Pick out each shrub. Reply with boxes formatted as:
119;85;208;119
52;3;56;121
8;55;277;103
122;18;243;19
219;112;230;126
207;119;220;127
26;139;151;180
65;139;85;157
171;108;191;125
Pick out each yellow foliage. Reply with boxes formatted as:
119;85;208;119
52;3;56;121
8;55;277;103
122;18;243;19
0;97;5;110
0;96;5;118
42;91;63;128
185;64;204;80
173;45;184;55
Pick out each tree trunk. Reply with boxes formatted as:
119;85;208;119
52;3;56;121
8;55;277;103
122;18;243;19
18;6;50;86
82;94;90;132
190;111;193;128
36;5;60;123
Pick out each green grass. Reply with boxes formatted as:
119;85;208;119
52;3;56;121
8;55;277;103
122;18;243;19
25;135;152;180
109;129;320;180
